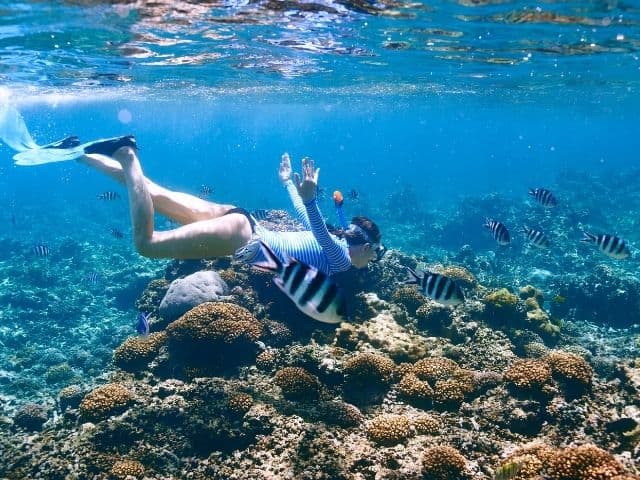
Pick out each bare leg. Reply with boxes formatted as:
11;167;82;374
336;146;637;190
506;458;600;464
79;153;234;224
113;147;253;259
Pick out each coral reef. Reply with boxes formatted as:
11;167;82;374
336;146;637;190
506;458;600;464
545;350;594;393
546;444;626;480
421;446;469;480
79;383;133;421
274;367;321;401
113;332;167;372
504;358;553;391
13;403;48;431
366;414;412;446
165;302;263;374
110;460;145;479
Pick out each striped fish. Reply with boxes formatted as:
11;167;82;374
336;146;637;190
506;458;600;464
484;219;510;245
528;187;557;207
97;191;120;201
250;240;348;324
85;271;103;285
251;209;270;221
404;267;465;306
32;244;50;257
110;227;125;239
582;231;630;259
522;226;550;249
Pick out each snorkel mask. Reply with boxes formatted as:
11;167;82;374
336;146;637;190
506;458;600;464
347;223;386;262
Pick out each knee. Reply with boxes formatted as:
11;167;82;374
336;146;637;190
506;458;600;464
133;236;157;259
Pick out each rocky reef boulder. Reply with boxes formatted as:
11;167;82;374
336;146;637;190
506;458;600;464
159;270;229;321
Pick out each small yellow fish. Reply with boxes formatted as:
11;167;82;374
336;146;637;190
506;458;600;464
494;461;521;480
552;294;566;304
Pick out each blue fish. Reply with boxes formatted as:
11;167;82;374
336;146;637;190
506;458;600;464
136;312;150;336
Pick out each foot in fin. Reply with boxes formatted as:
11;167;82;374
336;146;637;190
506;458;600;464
43;135;81;150
84;135;137;157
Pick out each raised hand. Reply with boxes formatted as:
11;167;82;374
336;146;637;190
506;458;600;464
293;157;320;203
278;152;292;184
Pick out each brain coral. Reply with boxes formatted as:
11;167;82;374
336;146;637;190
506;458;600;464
79;383;133;421
113;332;166;372
422;445;468;480
110;459;145;479
546;444;625;480
165;302;263;368
544;351;593;390
274;367;321;401
366;414;412;446
505;359;553;390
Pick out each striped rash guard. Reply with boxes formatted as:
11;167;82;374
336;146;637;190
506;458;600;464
255;180;352;276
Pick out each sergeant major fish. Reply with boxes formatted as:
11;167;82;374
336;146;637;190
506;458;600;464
97;191;120;201
522;226;550;249
484;218;510;245
529;187;557;208
404;267;465;306
582;231;630;259
236;240;348;324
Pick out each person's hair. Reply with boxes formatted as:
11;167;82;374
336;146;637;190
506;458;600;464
328;216;381;247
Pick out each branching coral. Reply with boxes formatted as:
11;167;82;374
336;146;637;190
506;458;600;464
274;367;321;401
317;400;364;428
421;445;468;480
110;459;145;479
79;383;133;421
165;302;263;370
14;403;48;431
505;359;553;391
403;357;476;407
366;414;412;446
342;352;396;388
413;414;441;435
397;372;433;405
545;351;593;391
546;444;625;480
226;392;254;416
113;332;166;372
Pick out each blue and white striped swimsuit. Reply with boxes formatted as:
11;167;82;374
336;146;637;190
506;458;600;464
255;181;352;276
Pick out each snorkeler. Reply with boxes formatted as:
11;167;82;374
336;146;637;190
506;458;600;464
0;105;382;274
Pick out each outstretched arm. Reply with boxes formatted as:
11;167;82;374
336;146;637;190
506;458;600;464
293;157;351;273
279;152;312;230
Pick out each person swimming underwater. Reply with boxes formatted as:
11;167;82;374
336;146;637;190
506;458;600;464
0;105;384;275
